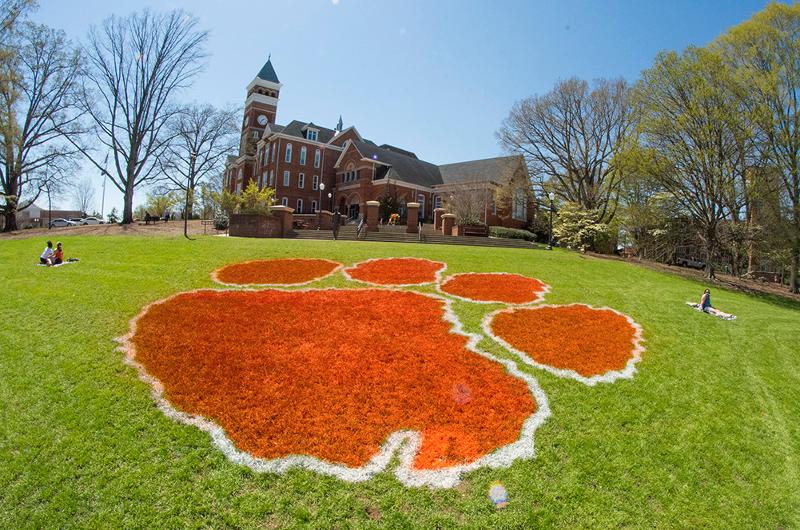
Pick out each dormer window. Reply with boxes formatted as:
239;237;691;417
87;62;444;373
306;129;318;141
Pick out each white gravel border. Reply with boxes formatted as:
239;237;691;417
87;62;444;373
341;257;447;287
436;272;551;305
482;303;645;386
116;286;550;489
210;258;343;287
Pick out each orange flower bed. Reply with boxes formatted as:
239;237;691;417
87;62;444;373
212;258;340;285
489;305;638;377
440;273;548;304
130;289;536;470
343;258;445;285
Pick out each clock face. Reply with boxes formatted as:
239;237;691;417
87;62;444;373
257;114;268;126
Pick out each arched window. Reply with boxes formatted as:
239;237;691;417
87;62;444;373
281;197;288;206
300;146;307;165
296;199;304;213
417;194;425;219
285;143;292;163
314;149;321;168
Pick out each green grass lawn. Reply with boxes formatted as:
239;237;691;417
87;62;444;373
1;234;798;528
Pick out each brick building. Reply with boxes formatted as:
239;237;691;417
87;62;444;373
225;58;534;228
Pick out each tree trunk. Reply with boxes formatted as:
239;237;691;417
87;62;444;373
122;183;135;224
790;240;799;294
2;209;16;232
704;225;716;279
747;241;754;276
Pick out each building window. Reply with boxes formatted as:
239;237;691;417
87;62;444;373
298;173;305;188
269;170;274;186
297;199;304;213
281;197;288;206
307;130;318;141
265;144;270;165
312;175;319;190
285;143;292;163
272;142;277;162
311;200;318;213
434;195;442;209
300;146;307;165
253;130;260;138
314;149;320;168
283;170;290;187
417;194;425;219
512;188;527;220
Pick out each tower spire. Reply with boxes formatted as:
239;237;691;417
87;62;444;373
336;115;343;132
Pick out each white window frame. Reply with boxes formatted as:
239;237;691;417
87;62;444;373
300;146;307;165
312;175;319;190
512;188;527;221
281;197;288;206
298;173;305;189
285;143;292;163
307;129;318;141
283;170;290;187
314;149;321;168
297;198;304;213
417;194;425;219
311;200;318;213
269;170;274;187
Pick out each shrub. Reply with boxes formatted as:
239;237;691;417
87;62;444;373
489;226;537;242
239;182;275;215
213;210;229;230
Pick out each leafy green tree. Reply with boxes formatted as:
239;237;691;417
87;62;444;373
633;46;749;278
106;207;119;224
716;3;800;291
144;191;179;217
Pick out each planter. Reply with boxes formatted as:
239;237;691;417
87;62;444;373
229;213;282;238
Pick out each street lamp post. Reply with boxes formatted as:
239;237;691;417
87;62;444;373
547;192;555;250
317;182;325;229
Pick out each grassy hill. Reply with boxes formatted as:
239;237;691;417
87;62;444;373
1;234;798;528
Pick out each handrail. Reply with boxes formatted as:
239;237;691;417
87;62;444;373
356;217;366;239
418;222;423;243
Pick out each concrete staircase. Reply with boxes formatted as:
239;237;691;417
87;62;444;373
288;224;536;249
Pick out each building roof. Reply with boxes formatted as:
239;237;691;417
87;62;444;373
256;58;280;83
379;144;418;159
276;120;338;143
438;155;523;185
352;140;442;188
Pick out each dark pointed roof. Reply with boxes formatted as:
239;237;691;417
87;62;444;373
256;58;280;83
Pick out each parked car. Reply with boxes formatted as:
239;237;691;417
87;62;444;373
48;218;78;228
675;256;705;269
80;216;104;225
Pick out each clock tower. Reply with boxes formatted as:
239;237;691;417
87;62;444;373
240;57;281;157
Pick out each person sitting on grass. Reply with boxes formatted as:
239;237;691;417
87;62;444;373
39;240;54;265
53;242;64;265
693;288;736;320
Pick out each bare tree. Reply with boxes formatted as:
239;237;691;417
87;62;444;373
443;183;493;226
0;23;83;231
77;9;208;224
497;77;633;224
155;103;239;219
71;176;95;215
0;0;35;42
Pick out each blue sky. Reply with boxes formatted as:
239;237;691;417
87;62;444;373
31;0;770;212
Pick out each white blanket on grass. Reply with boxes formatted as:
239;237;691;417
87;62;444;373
686;302;736;320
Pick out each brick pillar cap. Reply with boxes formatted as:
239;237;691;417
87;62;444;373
318;209;332;214
270;205;295;213
406;202;420;208
433;208;446;212
366;200;380;206
441;213;456;218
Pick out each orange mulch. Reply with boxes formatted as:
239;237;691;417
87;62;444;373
344;258;445;285
212;258;340;285
130;289;536;470
440;273;548;304
490;305;638;377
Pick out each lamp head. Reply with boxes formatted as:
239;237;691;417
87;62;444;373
319;182;325;191
548;192;555;201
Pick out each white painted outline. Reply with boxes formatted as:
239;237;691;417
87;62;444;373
116;286;550;489
436;272;551;305
482;303;645;386
210;258;343;287
341;257;447;287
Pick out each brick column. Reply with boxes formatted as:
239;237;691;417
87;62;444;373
365;200;380;232
406;202;420;233
433;208;446;231
441;213;456;236
318;210;333;230
270;205;295;237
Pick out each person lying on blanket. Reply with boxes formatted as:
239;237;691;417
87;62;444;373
698;289;735;319
39;240;54;266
